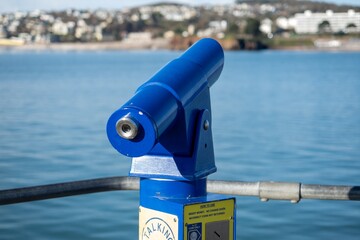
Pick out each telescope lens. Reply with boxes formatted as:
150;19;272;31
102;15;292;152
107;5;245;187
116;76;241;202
122;124;132;134
116;117;138;140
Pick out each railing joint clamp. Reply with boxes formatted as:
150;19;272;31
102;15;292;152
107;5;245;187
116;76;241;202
259;181;301;203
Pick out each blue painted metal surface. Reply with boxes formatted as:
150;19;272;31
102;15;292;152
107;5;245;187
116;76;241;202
139;178;236;240
140;178;207;200
107;38;224;180
107;38;235;240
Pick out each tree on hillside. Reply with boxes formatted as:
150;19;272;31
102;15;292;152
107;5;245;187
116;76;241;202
318;20;331;34
151;12;164;27
244;18;261;36
345;23;357;33
227;22;239;35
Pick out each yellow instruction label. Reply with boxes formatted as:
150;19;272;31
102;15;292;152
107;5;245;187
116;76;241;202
184;199;234;240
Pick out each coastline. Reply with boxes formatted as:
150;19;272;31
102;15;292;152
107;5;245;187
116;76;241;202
0;38;171;51
1;38;360;52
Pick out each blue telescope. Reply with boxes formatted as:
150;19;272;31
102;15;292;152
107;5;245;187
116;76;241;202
107;39;236;240
107;38;224;180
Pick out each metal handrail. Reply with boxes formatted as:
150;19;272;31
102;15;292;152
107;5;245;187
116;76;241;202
207;180;360;203
0;177;359;205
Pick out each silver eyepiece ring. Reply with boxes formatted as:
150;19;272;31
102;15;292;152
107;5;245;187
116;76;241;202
116;117;139;140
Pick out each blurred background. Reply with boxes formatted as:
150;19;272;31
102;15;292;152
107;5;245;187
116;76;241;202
0;0;360;50
0;1;359;239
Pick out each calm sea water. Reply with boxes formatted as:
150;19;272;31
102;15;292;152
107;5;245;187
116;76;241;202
0;49;359;239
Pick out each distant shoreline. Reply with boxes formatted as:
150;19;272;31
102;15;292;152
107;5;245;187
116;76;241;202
0;39;171;51
1;39;360;52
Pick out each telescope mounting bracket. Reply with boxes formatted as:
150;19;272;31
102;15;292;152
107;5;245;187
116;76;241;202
129;108;216;181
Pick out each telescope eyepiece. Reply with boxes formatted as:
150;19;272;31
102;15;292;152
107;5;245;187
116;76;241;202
116;117;139;140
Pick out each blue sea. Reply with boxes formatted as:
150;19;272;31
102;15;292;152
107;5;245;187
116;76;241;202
0;49;359;239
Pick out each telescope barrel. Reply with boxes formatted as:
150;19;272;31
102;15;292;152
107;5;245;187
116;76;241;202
107;38;224;157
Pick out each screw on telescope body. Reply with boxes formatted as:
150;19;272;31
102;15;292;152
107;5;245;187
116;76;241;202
116;117;139;140
203;120;210;130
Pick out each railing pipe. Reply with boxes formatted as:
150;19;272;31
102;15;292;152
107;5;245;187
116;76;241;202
1;177;359;205
0;177;139;205
207;180;360;203
301;184;360;201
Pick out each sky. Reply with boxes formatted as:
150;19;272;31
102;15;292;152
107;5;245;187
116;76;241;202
0;0;359;13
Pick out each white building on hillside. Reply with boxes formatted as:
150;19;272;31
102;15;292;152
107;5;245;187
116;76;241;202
124;32;152;42
276;16;296;30
260;18;272;35
52;19;69;35
293;10;360;34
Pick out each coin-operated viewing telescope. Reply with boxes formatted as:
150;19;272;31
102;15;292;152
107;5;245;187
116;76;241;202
107;38;235;240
